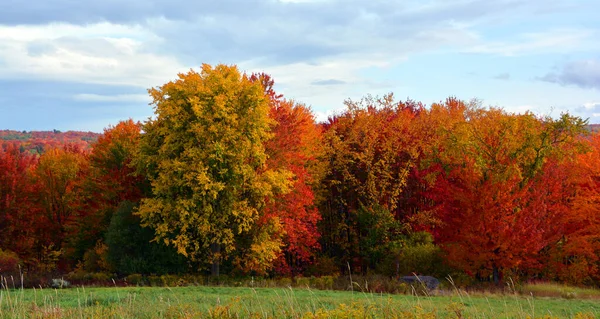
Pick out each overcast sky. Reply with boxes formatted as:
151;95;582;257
0;0;599;132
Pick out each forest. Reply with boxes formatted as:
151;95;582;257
1;64;600;287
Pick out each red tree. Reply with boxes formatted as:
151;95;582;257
0;142;39;265
253;73;324;275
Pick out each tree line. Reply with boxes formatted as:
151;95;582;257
1;64;599;286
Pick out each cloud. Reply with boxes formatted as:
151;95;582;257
311;79;346;86
574;101;600;112
0;0;597;130
569;101;600;120
493;73;510;80
465;28;596;56
72;93;150;103
539;59;600;90
0;23;186;88
0;0;578;93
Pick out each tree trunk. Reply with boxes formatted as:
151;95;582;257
492;265;500;284
211;243;220;280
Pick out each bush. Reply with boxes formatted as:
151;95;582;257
66;267;91;281
377;232;454;280
82;241;112;273
295;276;311;288
90;272;112;283
305;255;339;277
105;201;187;275
277;277;292;287
0;249;21;274
147;275;162;286
161;274;188;287
310;276;335;290
126;273;144;285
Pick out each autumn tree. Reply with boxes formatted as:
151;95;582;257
251;73;324;275
319;94;424;273
136;64;291;276
0;142;39;266
542;132;600;284
421;107;587;282
65;119;146;263
33;145;88;270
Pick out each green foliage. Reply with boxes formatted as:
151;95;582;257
397;232;451;278
357;204;405;272
105;201;187;275
125;273;144;285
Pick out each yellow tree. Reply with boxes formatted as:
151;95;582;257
135;64;291;275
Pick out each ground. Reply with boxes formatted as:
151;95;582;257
1;285;599;318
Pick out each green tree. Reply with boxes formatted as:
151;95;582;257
135;64;291;276
106;201;186;275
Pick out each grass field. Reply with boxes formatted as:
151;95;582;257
1;284;600;318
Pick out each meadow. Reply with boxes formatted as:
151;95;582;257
1;282;600;318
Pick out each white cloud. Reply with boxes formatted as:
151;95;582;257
0;22;186;88
465;28;597;56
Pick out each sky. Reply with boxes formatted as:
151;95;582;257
0;0;599;132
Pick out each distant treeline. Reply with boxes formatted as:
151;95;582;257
0;130;98;154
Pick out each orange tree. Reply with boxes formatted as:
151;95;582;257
252;73;324;275
319;94;424;273
420;107;586;282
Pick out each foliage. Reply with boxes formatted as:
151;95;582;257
0;249;21;274
0;143;38;266
64;119;145;264
376;232;451;279
419;107;588;280
0;130;98;154
105;201;187;275
4;63;600;286
135;64;291;274
320;94;423;273
253;73;324;275
34;145;89;253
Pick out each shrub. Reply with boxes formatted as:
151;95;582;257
82;241;112;273
126;274;144;286
277;277;292;287
310;275;335;290
90;272;111;282
147;275;162;286
377;232;455;279
161;274;187;287
0;249;21;274
105;201;187;275
295;276;311;288
305;255;339;277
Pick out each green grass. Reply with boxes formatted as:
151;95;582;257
1;285;599;318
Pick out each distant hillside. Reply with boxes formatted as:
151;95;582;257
0;130;100;154
589;124;600;133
